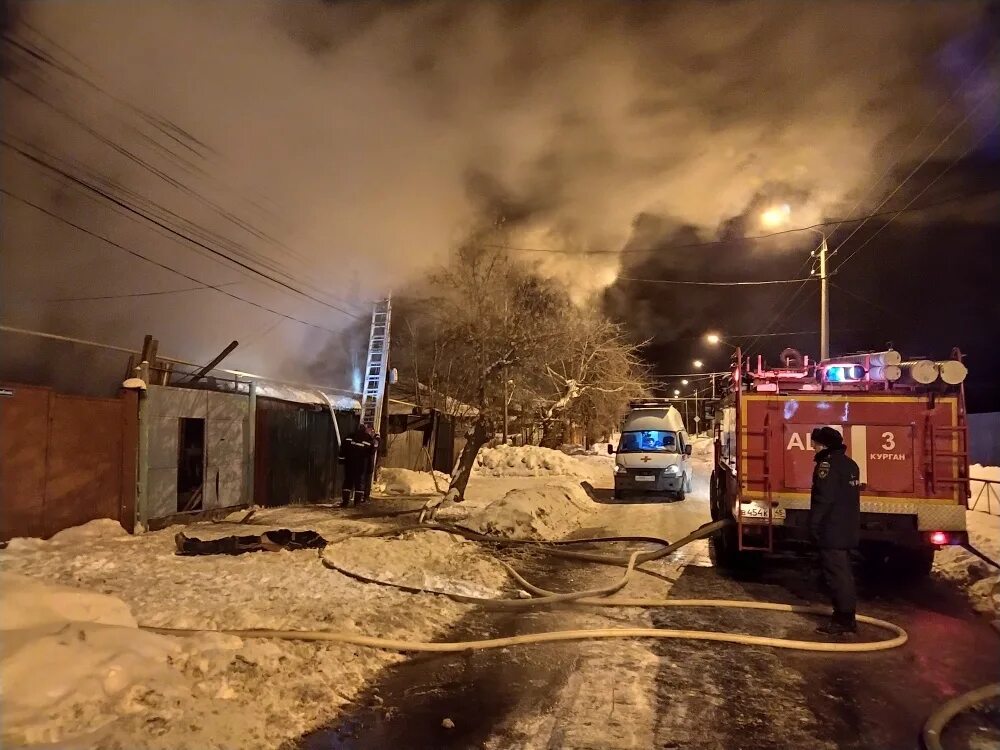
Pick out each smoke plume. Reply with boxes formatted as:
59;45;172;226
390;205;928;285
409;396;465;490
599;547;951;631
1;0;993;392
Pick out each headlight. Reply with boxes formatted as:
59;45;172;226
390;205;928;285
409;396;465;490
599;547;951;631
663;465;680;476
614;464;627;475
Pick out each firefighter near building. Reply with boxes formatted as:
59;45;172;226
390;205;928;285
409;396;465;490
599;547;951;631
709;346;970;577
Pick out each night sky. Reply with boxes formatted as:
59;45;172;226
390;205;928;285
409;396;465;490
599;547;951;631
1;1;998;409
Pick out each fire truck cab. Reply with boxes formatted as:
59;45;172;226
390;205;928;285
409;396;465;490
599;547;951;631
710;348;970;577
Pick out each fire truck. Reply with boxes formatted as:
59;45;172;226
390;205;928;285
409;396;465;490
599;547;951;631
709;347;971;576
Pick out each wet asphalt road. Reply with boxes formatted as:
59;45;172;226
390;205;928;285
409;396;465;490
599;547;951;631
297;475;1000;750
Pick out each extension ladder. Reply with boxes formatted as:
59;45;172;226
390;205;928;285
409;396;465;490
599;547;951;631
360;298;391;431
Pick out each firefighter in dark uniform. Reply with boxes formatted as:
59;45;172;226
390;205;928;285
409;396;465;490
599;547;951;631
340;424;376;508
809;426;862;635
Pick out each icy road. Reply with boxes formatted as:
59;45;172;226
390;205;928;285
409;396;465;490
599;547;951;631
300;450;1000;750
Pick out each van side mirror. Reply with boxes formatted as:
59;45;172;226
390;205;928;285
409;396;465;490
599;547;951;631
684;444;693;456
607;443;614;455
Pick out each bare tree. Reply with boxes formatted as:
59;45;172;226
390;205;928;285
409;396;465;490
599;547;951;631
392;246;648;515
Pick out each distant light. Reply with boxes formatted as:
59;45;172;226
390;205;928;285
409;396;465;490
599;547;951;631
706;333;721;345
693;360;704;369
681;379;689;385
673;389;681;396
760;203;791;229
930;531;948;546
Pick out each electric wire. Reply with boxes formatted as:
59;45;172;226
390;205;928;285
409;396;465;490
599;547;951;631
1;187;344;334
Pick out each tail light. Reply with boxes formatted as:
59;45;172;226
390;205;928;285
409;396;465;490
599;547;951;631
929;531;948;546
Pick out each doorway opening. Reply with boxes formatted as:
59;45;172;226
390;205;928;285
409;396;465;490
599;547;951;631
177;417;205;512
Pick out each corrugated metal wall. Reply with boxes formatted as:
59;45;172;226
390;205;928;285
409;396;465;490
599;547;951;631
969;412;1000;466
0;382;137;541
254;398;345;506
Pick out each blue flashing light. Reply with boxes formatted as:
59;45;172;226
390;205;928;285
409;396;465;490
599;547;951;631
825;364;863;383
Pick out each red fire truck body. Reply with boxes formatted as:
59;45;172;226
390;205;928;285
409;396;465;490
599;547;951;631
710;350;970;574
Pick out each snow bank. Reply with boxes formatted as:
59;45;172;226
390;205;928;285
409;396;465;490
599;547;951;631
5;518;128;551
324;530;509;599
0;505;505;748
464;481;598;540
475;444;594;478
0;573;241;746
935;510;1000;626
376;467;450;495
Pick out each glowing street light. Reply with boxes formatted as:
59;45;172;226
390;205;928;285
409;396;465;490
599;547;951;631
681;379;689;385
693;359;704;369
673;389;681;397
705;333;721;345
760;203;791;228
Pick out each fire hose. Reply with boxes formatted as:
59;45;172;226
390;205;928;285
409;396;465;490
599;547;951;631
145;519;907;653
143;518;1000;746
922;683;1000;750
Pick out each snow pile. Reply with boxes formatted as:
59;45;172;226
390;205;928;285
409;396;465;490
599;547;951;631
463;481;598;539
376;467;450;495
5;517;128;551
0;572;241;747
475;444;593;478
0;508;494;748
935;509;1000;625
324;530;509;598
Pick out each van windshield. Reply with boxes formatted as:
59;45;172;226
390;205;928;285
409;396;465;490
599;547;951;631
618;430;678;453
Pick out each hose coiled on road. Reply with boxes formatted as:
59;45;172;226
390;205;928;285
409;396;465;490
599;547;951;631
921;682;1000;750
144;518;908;653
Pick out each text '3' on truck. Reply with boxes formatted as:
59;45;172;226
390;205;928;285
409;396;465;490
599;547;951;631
608;399;694;501
710;347;971;577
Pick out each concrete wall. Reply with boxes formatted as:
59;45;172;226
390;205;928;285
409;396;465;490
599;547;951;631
144;386;250;522
969;412;1000;466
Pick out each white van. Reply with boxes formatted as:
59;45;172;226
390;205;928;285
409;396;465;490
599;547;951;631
608;400;693;500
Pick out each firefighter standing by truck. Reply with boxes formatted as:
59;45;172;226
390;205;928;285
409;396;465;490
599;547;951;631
809;426;862;636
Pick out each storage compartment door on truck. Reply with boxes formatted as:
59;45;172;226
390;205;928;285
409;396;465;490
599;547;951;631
781;421;915;493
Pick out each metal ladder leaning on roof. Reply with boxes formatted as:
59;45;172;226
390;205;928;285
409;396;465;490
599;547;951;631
360;297;392;431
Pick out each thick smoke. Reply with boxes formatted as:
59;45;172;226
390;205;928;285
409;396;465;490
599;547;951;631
0;0;992;391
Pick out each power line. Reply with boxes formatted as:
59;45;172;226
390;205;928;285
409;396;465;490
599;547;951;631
0;323;359;394
2;139;363;320
833;121;1000;273
484;186;1000;258
828;91;994;262
8;282;241;303
2;50;364;315
615;275;813;287
1;187;344;334
818;47;997;247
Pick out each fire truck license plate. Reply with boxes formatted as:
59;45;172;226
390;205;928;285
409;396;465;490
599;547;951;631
740;504;786;520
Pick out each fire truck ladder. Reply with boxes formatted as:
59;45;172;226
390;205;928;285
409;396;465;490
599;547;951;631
924;401;970;505
739;411;775;552
360;298;391;431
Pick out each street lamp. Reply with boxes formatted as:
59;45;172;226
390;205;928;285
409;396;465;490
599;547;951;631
681;379;689;385
673;389;681;397
693;359;703;369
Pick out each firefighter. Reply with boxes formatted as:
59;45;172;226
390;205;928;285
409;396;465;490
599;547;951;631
340;423;376;508
809;426;862;635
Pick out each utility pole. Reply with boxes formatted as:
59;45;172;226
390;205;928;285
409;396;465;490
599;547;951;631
819;236;830;361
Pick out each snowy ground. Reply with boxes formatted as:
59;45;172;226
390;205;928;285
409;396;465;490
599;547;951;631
0;447;616;749
4;447;995;748
933;464;1000;625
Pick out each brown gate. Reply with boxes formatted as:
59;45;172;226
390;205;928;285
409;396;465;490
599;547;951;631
0;383;137;541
